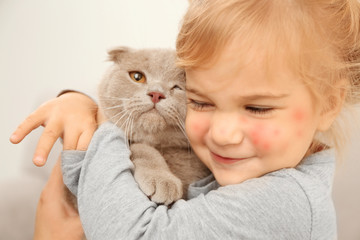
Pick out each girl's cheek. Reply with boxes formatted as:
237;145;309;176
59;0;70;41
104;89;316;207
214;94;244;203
186;114;210;140
249;124;285;152
292;108;305;122
292;108;307;137
249;108;308;152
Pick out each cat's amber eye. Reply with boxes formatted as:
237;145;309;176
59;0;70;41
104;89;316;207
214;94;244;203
129;71;146;83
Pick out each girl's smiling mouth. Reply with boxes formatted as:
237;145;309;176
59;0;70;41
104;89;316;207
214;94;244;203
210;152;249;165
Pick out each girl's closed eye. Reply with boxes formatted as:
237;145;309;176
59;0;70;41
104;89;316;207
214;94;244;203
245;106;275;116
187;99;214;111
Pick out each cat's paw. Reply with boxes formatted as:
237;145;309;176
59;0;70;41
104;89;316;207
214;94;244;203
134;168;183;205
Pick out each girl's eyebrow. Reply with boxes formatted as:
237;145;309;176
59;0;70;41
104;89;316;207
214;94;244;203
239;93;290;101
185;86;289;100
185;86;205;96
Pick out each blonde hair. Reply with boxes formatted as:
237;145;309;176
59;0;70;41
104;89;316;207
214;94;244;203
176;0;360;156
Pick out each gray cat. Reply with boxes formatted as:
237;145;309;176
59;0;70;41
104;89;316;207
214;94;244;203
98;46;210;205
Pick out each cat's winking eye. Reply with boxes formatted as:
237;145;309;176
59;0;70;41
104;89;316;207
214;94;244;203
129;71;146;83
172;85;183;90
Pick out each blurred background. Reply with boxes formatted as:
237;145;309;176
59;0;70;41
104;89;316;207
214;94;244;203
0;0;359;239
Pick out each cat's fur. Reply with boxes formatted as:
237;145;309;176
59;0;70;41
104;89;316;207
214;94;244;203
98;47;210;205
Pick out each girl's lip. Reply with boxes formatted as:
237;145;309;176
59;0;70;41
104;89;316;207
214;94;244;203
210;152;248;165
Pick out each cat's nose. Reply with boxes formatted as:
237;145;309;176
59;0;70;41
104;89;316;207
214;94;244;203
148;92;166;104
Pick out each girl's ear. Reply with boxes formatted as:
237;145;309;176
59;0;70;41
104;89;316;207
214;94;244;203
107;46;130;62
317;79;348;132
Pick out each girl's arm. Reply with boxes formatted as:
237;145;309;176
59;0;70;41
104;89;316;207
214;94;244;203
10;91;98;166
34;158;84;240
10;91;98;239
63;122;313;240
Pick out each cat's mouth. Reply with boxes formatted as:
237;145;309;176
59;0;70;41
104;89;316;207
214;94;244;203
144;107;159;114
142;107;166;120
150;107;157;111
138;107;168;131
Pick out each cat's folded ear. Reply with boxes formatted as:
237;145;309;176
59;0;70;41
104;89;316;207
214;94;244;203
107;46;130;62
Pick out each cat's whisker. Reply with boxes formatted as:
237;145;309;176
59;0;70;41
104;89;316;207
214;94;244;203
98;95;131;101
103;104;124;110
119;116;129;147
171;109;193;154
108;109;129;122
126;111;136;148
98;98;131;102
176;117;186;131
129;114;135;145
167;106;187;137
118;113;129;130
172;116;192;155
173;113;185;133
175;117;192;154
113;113;125;129
165;109;191;154
176;117;188;139
124;117;129;148
106;102;147;123
127;102;149;111
120;109;136;148
113;109;134;133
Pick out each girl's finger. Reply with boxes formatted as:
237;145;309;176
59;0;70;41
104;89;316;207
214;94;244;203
76;128;96;151
10;109;46;144
63;128;81;151
33;121;63;166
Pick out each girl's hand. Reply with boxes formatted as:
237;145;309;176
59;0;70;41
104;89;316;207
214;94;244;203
34;158;84;240
9;91;98;166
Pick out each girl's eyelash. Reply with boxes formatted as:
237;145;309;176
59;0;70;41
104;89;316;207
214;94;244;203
245;106;274;115
187;99;213;111
187;100;274;115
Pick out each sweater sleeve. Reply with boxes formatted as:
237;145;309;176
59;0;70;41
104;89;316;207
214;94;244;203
62;122;314;240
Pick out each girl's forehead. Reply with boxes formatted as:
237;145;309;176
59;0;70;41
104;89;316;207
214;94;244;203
186;52;300;97
188;37;297;83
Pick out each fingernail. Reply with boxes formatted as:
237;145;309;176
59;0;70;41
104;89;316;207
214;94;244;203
34;156;45;166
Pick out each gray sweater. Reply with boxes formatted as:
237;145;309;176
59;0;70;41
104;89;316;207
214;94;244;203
62;122;337;240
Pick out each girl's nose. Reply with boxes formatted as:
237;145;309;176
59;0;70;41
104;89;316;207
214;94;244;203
209;113;244;146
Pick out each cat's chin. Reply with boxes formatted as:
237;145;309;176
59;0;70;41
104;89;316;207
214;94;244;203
138;109;167;132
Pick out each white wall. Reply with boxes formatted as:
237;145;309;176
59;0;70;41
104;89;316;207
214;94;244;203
0;0;359;239
0;1;188;238
0;0;189;180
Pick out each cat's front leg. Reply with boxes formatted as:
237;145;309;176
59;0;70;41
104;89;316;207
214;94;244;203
130;143;183;205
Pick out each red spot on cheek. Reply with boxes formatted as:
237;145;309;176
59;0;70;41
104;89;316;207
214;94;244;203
251;130;260;145
189;122;206;137
191;122;201;131
188;117;211;139
262;142;271;150
273;129;280;136
293;109;306;122
251;126;277;151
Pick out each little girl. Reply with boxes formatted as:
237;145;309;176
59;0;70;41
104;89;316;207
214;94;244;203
11;0;360;239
